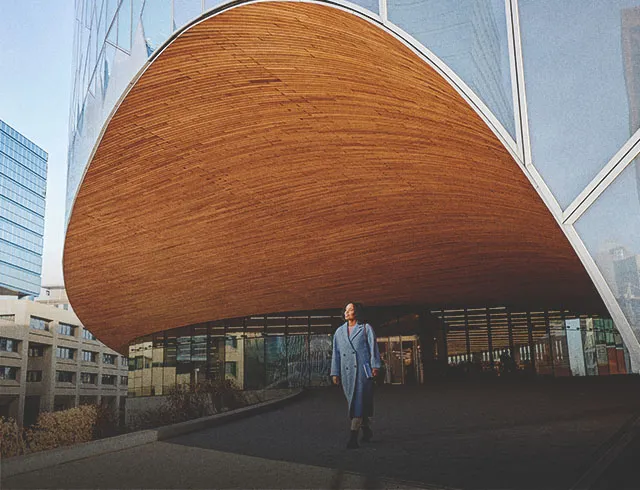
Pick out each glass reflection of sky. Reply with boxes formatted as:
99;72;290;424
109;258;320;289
521;0;640;209
388;0;515;139
576;159;640;340
576;160;640;259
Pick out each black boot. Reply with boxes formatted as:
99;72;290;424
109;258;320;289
361;425;373;443
347;430;359;449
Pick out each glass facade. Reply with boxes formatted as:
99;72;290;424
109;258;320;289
0;119;47;296
576;156;640;344
387;0;515;139
520;0;640;209
66;1;640;368
127;307;630;396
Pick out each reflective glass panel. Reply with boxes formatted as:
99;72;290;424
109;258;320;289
163;330;177;392
510;312;532;371
132;0;144;34
106;0;118;28
107;10;118;44
548;311;570;376
581;318;599;376
244;334;265;389
142;0;171;55
593;319;613;375
520;0;640;209
265;336;287;387
401;339;419;384
207;327;225;381
387;0;516;138
152;332;165;395
191;333;207;362
388;337;403;383
489;307;511;373
565;318;587;376
443;311;468;368
309;334;331;386
466;309;490;372
118;0;132;51
205;0;226;11
98;0;107;45
348;0;379;15
173;0;202;30
575;158;640;347
287;334;309;387
377;338;390;383
529;312;552;375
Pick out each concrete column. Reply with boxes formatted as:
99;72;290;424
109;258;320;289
17;336;28;426
42;341;56;412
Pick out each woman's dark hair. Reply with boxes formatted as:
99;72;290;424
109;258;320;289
347;302;365;321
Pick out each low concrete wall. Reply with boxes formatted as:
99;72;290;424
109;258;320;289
125;388;296;427
124;394;170;427
1;389;303;480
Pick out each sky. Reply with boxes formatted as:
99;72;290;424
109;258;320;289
0;1;75;287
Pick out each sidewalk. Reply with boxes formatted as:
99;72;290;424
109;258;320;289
3;377;640;489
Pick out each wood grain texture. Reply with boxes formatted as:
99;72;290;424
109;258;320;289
64;2;604;354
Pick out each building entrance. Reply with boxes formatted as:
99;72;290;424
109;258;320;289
377;336;422;384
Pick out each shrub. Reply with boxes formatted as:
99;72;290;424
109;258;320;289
165;378;246;420
128;378;245;431
0;416;26;458
127;404;176;432
25;405;97;453
94;402;122;439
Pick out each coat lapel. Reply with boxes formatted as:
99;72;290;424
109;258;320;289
349;322;364;343
341;324;353;351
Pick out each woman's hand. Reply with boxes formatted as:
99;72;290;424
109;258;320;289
372;368;379;378
332;376;340;385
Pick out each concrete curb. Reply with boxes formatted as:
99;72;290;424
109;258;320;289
1;388;304;480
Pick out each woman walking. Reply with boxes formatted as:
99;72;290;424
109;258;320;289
331;302;381;449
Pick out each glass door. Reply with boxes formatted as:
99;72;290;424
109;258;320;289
389;337;403;384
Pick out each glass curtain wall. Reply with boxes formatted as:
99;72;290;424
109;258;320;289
127;307;632;396
431;308;629;379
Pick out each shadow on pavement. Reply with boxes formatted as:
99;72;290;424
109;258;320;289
162;378;640;490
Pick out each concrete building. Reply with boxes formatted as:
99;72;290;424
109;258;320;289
0;287;127;426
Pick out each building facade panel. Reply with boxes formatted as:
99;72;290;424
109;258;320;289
387;0;515;139
519;0;640;209
0;290;128;426
575;158;640;346
0;120;47;296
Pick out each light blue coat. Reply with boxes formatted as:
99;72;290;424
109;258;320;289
331;322;381;418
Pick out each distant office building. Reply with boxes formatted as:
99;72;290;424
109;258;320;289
0;119;47;297
0;287;128;426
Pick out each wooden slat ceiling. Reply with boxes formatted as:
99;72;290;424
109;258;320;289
64;2;604;354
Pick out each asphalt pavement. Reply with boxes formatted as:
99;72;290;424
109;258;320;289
3;377;640;489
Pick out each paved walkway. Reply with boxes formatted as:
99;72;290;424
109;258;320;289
3;377;640;489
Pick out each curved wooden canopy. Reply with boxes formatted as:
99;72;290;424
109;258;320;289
64;1;603;354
